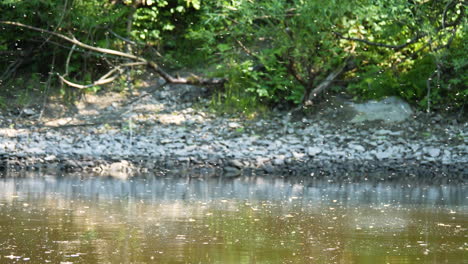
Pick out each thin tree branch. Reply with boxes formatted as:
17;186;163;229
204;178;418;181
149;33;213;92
1;21;226;86
285;57;307;87
38;0;69;50
100;62;146;80
108;29;138;46
333;31;424;50
303;56;354;106
58;61;147;89
235;39;257;58
305;60;350;104
0;21;141;60
334;3;464;51
146;61;226;85
58;74;119;89
38;48;57;121
442;0;456;29
0;48;33;83
441;1;465;29
0;59;22;82
434;26;458;51
64;44;76;77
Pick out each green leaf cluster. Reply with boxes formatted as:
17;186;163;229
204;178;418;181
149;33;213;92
0;0;465;113
192;0;466;112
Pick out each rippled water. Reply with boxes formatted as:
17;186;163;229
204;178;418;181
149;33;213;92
0;173;466;264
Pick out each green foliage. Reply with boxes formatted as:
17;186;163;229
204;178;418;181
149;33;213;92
0;0;203;105
131;0;201;45
0;0;129;105
0;0;465;113
210;60;268;116
341;0;466;110
190;0;350;107
347;66;399;100
190;0;466;112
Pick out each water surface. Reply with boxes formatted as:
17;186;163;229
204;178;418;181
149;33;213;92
0;173;466;263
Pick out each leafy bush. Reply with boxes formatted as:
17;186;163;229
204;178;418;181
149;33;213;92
190;0;465;112
0;0;202;103
0;0;466;113
189;0;351;106
342;0;466;111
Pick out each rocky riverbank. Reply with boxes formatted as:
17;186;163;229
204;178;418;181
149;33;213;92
1;82;467;181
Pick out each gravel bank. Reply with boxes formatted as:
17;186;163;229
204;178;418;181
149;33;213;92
1;84;467;181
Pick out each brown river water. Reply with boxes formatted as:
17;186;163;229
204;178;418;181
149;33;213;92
0;173;466;264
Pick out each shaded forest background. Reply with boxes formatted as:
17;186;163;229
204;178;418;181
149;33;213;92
0;0;466;114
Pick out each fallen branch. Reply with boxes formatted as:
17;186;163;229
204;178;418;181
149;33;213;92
57;61;147;89
100;62;146;80
0;21;226;87
304;60;351;104
58;74;118;89
145;61;226;85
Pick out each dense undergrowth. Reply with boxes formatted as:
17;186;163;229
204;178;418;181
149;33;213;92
0;0;466;114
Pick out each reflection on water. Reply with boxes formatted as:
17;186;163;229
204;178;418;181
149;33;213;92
0;173;466;264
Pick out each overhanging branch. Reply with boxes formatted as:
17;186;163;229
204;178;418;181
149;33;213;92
0;21;141;60
0;21;226;87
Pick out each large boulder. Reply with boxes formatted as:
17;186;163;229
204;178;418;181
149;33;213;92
349;96;414;123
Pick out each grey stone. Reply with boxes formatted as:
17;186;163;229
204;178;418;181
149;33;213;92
348;144;365;152
307;147;322;156
252;149;268;156
262;164;275;174
396;138;407;145
272;158;285;166
23;108;36;116
409;144;420;152
375;129;392;135
223;166;241;174
177;156;190;162
1;142;16;151
64;159;80;169
426;148;441;158
43;155;56;161
228;159;244;169
349;96;414;123
228;122;241;128
292;151;306;159
255;157;269;167
375;151;392;160
160;139;172;144
443;149;452;158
